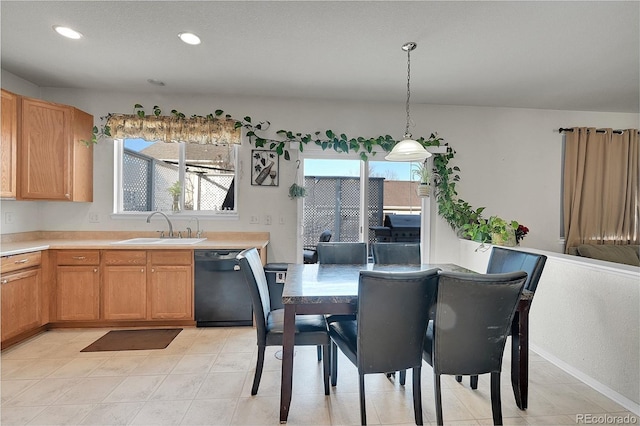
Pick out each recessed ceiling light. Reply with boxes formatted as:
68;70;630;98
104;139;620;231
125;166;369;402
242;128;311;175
147;79;165;87
53;25;83;40
178;32;201;45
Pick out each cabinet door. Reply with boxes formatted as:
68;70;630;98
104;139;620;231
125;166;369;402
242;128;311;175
103;266;147;320
1;269;41;341
20;98;71;200
56;266;100;321
149;265;193;319
70;108;93;202
1;89;18;198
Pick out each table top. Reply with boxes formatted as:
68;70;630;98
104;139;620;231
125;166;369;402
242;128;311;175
282;263;473;305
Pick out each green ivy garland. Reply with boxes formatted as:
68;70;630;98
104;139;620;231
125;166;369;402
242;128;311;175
90;105;499;238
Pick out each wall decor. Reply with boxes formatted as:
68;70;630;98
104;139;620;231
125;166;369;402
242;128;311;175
252;150;279;186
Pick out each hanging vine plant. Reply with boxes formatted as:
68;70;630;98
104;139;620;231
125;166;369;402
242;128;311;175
89;104;520;240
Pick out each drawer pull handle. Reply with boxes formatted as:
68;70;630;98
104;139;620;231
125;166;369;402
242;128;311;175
141;268;144;273
72;256;86;260
233;265;240;271
93;268;98;273
14;259;29;264
1;279;7;285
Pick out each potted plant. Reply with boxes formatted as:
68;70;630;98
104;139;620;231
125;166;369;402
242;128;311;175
412;161;431;197
288;182;307;199
487;216;518;246
168;181;181;212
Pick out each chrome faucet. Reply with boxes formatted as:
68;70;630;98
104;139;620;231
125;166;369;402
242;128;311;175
146;211;174;237
188;216;202;238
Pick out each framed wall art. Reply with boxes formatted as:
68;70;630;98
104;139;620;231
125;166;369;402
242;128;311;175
251;150;279;186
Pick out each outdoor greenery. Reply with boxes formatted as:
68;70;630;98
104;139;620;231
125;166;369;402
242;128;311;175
90;104;527;244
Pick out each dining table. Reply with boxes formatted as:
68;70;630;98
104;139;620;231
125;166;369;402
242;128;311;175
278;262;534;423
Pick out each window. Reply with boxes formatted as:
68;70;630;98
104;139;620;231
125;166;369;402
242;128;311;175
114;139;237;215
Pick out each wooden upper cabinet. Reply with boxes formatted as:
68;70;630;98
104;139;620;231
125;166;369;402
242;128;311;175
1;89;18;198
19;97;93;201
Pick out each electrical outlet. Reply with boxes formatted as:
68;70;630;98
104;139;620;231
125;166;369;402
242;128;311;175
264;215;272;225
4;212;14;224
89;213;100;223
250;215;259;224
275;272;286;283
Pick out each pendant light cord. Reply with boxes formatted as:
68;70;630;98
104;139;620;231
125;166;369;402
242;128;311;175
402;42;416;138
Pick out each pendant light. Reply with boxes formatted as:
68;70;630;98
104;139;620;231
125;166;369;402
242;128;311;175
385;42;432;162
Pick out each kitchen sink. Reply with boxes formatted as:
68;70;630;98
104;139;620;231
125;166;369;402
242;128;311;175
112;238;206;245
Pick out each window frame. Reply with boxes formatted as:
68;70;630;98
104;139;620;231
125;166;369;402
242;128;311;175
112;139;239;219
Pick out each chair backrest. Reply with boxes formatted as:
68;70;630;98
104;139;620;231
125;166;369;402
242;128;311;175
486;247;547;292
236;248;269;344
357;268;440;374
372;242;421;264
317;242;368;264
432;271;527;376
319;230;332;243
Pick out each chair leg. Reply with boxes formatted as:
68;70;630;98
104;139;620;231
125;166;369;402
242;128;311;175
434;373;444;426
399;369;407;386
470;375;478;389
251;345;266;395
455;375;462;383
490;372;503;425
359;373;367;425
322;344;330;395
317;345;322;362
331;341;338;386
412;367;423;425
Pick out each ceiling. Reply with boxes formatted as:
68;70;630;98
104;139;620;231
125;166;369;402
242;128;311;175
2;1;639;113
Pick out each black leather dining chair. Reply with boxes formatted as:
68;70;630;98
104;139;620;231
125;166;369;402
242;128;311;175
459;246;547;390
329;268;440;425
423;271;527;426
317;242;368;264
371;242;421;385
236;248;330;396
372;242;421;265
303;229;332;264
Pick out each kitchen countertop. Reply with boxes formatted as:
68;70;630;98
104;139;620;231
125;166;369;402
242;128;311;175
0;232;269;257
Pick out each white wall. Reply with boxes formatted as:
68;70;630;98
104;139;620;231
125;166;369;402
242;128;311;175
1;72;638;262
457;240;640;414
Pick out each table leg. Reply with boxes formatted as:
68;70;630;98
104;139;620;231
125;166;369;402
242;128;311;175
280;304;296;423
511;301;530;410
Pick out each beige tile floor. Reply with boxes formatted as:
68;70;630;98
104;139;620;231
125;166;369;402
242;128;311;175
1;327;637;425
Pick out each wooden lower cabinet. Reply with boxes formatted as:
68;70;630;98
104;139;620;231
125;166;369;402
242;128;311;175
56;266;100;321
103;265;147;320
1;265;42;342
149;265;192;319
149;251;193;319
101;249;193;321
103;250;148;320
55;250;100;321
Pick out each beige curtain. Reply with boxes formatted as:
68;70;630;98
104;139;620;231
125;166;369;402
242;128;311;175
563;127;639;252
107;114;241;145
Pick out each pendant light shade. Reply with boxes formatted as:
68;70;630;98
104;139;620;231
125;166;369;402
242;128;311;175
385;137;432;161
385;42;432;162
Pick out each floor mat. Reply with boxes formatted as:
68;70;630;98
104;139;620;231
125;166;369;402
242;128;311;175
80;328;182;352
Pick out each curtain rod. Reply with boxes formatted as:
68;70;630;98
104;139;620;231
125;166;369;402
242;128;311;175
558;127;639;135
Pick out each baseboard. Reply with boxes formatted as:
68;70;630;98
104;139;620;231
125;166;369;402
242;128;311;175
530;343;640;415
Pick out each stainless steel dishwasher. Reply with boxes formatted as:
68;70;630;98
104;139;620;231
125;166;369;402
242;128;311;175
194;250;253;326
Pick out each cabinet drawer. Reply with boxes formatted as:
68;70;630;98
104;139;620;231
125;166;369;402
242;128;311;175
103;250;147;265
1;251;41;273
150;250;192;266
57;250;100;265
